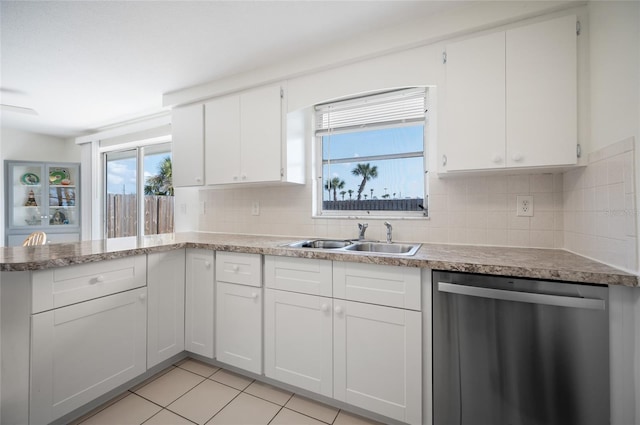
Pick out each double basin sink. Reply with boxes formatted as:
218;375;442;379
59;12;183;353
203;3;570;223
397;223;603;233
285;239;422;256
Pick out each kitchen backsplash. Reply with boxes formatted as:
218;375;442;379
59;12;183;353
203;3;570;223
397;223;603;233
199;138;637;272
563;137;637;272
199;172;565;249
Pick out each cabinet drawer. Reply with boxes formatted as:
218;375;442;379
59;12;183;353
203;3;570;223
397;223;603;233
333;262;421;310
264;256;332;296
32;255;147;313
216;252;261;287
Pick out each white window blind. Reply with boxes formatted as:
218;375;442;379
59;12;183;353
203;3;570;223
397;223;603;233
315;88;426;135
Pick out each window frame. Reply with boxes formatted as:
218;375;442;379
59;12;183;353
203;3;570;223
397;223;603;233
99;136;173;239
313;88;430;219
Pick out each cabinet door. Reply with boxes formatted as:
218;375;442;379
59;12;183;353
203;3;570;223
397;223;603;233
185;249;215;358
334;300;422;424
444;31;506;171
147;250;185;368
240;84;282;183
205;95;241;184
30;288;147;425
172;103;204;187
506;15;577;167
264;289;333;396
216;282;262;374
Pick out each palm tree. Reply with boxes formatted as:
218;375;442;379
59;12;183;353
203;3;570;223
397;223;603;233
340;191;346;201
351;163;378;200
324;177;345;201
347;189;354;200
144;156;173;196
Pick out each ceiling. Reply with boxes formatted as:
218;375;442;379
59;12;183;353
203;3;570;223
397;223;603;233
0;1;466;139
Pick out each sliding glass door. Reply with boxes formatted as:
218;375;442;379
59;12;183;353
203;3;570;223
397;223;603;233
104;143;173;239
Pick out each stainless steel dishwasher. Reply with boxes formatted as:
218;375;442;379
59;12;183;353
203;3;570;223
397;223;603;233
432;271;609;425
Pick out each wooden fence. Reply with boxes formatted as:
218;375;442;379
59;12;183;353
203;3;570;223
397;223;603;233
106;194;174;238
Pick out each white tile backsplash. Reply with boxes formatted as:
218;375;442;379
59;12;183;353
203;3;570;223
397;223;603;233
563;137;637;272
197;138;637;270
199;170;564;248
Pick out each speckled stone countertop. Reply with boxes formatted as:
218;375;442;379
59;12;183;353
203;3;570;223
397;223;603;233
1;232;638;287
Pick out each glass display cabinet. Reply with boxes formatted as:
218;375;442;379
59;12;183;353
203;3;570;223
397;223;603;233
5;160;81;246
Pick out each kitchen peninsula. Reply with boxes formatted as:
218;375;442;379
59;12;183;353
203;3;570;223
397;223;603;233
0;233;637;425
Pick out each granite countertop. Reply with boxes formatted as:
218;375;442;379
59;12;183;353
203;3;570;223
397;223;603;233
1;232;638;287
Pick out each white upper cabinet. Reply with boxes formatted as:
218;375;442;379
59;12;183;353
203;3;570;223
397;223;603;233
205;83;303;185
444;31;506;171
172;103;205;186
442;15;578;172
505;15;577;168
205;95;241;185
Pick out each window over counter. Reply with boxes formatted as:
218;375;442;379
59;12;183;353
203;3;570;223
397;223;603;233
314;88;428;217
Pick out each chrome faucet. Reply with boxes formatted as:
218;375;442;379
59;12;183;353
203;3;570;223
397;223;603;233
357;223;368;240
384;221;393;243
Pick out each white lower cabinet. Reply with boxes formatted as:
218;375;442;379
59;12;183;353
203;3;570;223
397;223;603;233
334;299;422;424
185;249;215;358
216;281;263;374
147;250;186;368
264;289;333;396
30;287;147;425
264;255;422;424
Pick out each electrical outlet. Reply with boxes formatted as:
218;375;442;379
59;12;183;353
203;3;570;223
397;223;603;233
251;201;260;216
516;195;533;217
199;201;206;215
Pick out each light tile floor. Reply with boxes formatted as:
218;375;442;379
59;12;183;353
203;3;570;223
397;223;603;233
73;358;384;425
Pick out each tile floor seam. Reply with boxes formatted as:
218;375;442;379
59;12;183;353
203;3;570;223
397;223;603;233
281;406;335;425
265;404;286;425
198;386;245;425
140;407;199;425
128;390;175;411
132;375;206;411
240;384;295;407
207;373;255;392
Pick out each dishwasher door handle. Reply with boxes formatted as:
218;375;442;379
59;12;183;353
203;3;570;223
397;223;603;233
437;282;606;310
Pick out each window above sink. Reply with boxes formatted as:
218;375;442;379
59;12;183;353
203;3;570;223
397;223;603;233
314;88;429;219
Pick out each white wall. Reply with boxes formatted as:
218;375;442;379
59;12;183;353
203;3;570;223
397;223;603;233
0;127;81;246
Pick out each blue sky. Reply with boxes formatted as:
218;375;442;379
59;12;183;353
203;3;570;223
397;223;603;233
106;152;170;195
322;125;425;200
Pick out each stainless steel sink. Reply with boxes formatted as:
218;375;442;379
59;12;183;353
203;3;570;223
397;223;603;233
344;242;421;255
284;239;421;256
286;239;353;249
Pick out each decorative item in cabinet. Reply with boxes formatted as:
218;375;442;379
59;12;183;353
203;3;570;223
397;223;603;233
48;167;70;185
21;172;40;185
24;189;38;206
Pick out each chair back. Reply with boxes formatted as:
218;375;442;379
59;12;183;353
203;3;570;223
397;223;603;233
23;231;47;246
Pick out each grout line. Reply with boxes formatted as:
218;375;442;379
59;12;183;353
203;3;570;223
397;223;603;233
199;387;245;424
140;408;198;425
266;405;286;425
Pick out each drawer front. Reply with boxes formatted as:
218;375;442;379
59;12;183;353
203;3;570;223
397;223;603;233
32;255;147;313
216;252;261;287
333;262;421;310
264;256;332;296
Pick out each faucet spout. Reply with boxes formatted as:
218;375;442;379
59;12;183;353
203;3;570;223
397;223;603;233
357;223;369;240
384;221;393;243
